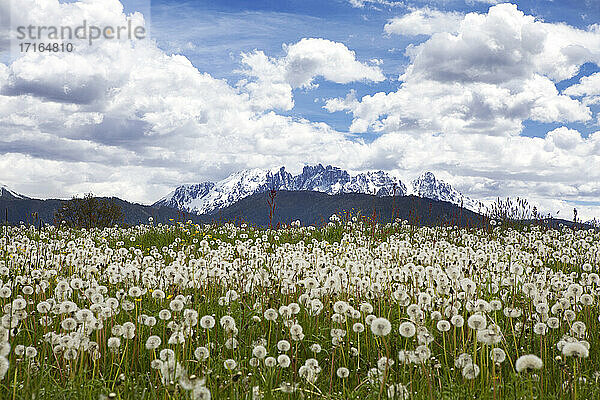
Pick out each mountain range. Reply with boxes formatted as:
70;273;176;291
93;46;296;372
0;182;485;227
0;178;591;229
154;165;486;215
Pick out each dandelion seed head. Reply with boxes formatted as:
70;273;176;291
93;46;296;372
515;354;543;373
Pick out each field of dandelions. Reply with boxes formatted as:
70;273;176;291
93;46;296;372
0;215;599;399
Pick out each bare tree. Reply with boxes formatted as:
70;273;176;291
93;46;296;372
267;189;277;228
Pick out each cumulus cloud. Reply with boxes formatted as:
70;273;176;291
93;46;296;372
544;127;585;151
281;38;385;86
238;38;385;111
565;72;600;96
384;8;463;36
321;3;600;218
403;5;600;85
327;76;589;136
327;4;596;135
564;72;600;106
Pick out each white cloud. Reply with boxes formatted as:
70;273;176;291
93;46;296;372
237;51;294;112
384;8;463;36
564;72;600;106
361;128;600;219
466;0;503;4
0;64;7;84
238;38;385;111
327;4;596;135
347;0;403;9
403;4;600;84
544;126;585;151
326;75;589;136
322;3;600;219
282;38;385;86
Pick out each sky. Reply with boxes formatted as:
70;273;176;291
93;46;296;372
0;0;600;219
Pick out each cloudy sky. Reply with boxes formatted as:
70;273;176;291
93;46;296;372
1;0;599;219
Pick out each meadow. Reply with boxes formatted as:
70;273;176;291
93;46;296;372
0;215;598;399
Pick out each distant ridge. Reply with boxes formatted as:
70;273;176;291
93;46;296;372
0;186;589;230
200;190;489;228
0;185;27;200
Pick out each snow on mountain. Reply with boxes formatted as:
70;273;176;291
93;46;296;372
345;171;406;197
154;167;294;215
154;165;407;215
154;166;485;215
293;165;407;196
0;185;26;199
408;172;484;213
293;165;350;193
155;182;216;212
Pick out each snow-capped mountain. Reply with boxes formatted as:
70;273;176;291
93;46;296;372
0;185;26;199
292;165;407;196
408;172;484;212
157;183;215;211
154;166;484;215
156;168;294;215
154;165;408;215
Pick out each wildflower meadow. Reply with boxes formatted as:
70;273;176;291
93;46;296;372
0;216;599;399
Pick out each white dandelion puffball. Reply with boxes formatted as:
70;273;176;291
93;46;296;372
145;335;161;350
399;321;416;338
437;320;451;332
337;367;350;378
562;342;589;358
277;340;291;352
200;315;215;329
264;308;278;321
462;363;480;379
451;315;464;328
193;386;211;400
353;322;365;333
25;347;37;359
252;345;267;359
195;346;210;361
515;354;543;373
467;314;487;331
490;348;506;364
278;354;291;368
224;359;237;370
371;317;392;336
264;357;277;367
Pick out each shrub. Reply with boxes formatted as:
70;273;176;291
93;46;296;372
55;193;123;228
